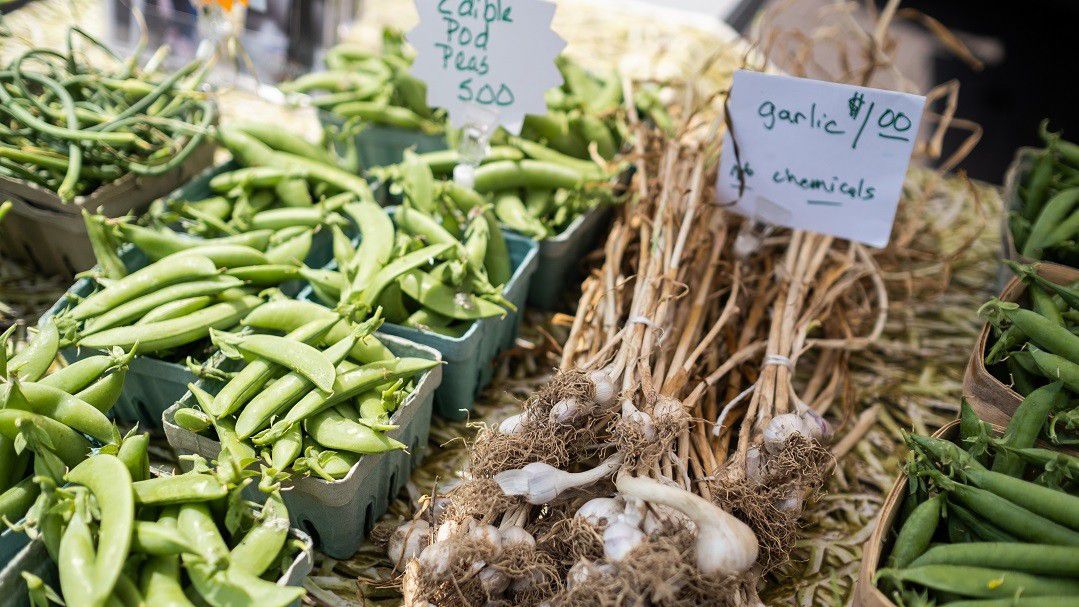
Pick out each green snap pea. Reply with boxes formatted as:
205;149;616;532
1029;284;1064;326
80;276;244;335
228;492;288;577
992;382;1064;477
508;136;606;178
225;264;301;286
332;101;439;132
1022;150;1057;223
1029;346;1079;393
264;228;314;267
118;224;273;259
188;386;256;463
174;407;214;433
210;317;337;417
7;322;58;381
269;423;304;473
398;270;508;320
38;354;113;394
940;598;1079;607
944;479;1079;546
332;224;355;269
210;167;293;191
1007;262;1079;311
165;244;269;268
981;300;1079;363
473;160;585;193
137;296;213;325
76;364;129;413
300;267;346;303
355;243;453;310
395;205;460;248
231;121;341;168
406;146;523;175
233;333;337;391
1024;188;1079;258
876;565;1079;598
241;299;395;363
909;543;1079;577
132;520;199;556
0;410;90;467
4;381;119;443
177;502;229;570
235;330;357;438
947;501;1017;542
116;433;150;482
495;191;548;239
343;201;394;282
140;556;195;607
58;499;97;607
78;296;262;353
306;407;405;454
482;211;512;286
133;473;227;505
65;454;135;605
0;477;39;524
68;255;218;321
887;494;942;568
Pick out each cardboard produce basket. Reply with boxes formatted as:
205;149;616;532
0;525;313;607
0;142;213;280
963;261;1079;426
163;335;442;559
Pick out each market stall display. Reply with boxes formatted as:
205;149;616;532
1005;125;1079;265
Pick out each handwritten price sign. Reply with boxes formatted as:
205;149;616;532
407;0;565;134
717;70;926;247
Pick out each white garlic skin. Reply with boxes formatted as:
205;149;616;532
575;497;624;527
566;559;616;589
589;370;616;405
500;525;536;549
621;497;647;528
745;446;764;484
603;519;645;562
549;398;581;424
470;524;503;556
799;408;832;443
387;519;429;564
652;395;684;419
418;541;454;577
763;413;805;454
479;566;510;595
499;412;526;435
493;462;563;504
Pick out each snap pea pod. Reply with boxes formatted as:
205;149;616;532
396;205;461;249
232;333;337;392
58;498;97;607
264;230;314;266
473;160;585;193
1006;261;1079;310
65;455;135;606
876;565;1079;598
941;598;1079;607
269;423;304;473
228;492;289;577
165;244;270;268
132;473;227;505
947;501;1017;542
242;300;395;363
140;556;196;607
211;317;337;417
3;381;118;443
191;385;259;463
355;243;454;310
507;136;606;178
981;300;1079;363
174;407;213;432
332;101;440;132
118;223;273;259
7;322;58;382
0;476;38;523
991;382;1063;477
305;408;405;454
225;264;301;286
1028;346;1079;393
942;478;1079;546
131;520;199;556
0;410;90;467
909;543;1079;577
1023;188;1079;259
344;201;395;294
235;331;357;438
81;276;244;335
495;192;548;239
231;121;341;169
138;296;213;325
255;357;438;445
67;255;218;321
78;296;262;353
404;146;523;175
76;363;129;413
116;433;150;482
887;494;942;568
37;354;113;393
398;270;508;319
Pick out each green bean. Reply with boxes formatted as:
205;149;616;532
992;382;1063;477
65;454;135;604
4;381;118;443
306;407;405;454
81;276;244;334
981;300;1079;363
877;565;1079;598
7;322;58;382
68;255;218;321
1023;188;1079;258
910;543;1079;577
235;330;357;438
78;296;262;353
398;270;508;320
229;492;288;577
255;357;436;445
133;473;226;506
888;494;942;567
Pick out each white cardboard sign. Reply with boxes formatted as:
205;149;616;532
717;70;926;248
407;0;566;135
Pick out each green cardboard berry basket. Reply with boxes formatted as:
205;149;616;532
299;209;539;420
162;335;442;559
0;520;313;607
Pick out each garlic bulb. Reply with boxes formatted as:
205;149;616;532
762;413;804;454
500;526;536;549
617;475;759;575
566;559;617;589
549;398;582;424
799;407;832;442
603;518;645;562
479;566;509;595
621;497;646;527
510;570;545;593
652;395;685;419
588;369;616;405
620;400;655;440
418;541;455;577
745;446;764;483
430;496;452;523
499;412;526;435
575;497;624;527
470;524;503;556
435;518;468;543
387;519;429;564
493;454;623;505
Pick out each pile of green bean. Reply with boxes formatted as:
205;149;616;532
373;133;620;239
876;400;1079;606
1;319;130;534
303;198;515;338
1009;123;1079;266
19;451;306;607
280;29;442;134
0;27;215;201
981;261;1079;445
172;299;437;482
